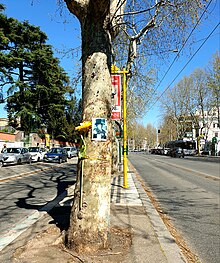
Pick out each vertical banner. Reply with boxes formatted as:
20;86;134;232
111;74;121;120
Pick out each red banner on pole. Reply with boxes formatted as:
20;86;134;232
111;74;121;120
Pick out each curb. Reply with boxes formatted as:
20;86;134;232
128;161;187;263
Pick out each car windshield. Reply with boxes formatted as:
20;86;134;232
49;148;62;153
29;147;39;152
5;148;21;154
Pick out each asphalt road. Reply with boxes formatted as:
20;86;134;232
128;153;220;263
0;159;77;249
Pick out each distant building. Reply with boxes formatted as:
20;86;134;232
0;118;70;150
193;108;220;155
192;108;219;139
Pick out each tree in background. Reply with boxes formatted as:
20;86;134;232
0;9;76;139
207;51;220;127
158;115;177;145
127;121;157;150
128;121;146;150
62;0;210;251
159;52;219;142
145;123;157;149
160;81;186;139
65;95;82;143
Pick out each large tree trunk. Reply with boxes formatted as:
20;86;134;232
66;2;113;252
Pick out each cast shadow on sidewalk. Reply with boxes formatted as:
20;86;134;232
15;163;77;232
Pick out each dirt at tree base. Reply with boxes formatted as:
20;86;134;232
12;224;132;263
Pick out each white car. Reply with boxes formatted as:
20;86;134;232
28;147;47;162
2;147;32;166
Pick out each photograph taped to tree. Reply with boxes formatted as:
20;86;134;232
92;118;107;141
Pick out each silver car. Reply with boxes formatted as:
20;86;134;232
63;146;78;158
2;147;32;166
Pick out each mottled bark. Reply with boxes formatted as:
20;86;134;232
64;0;114;252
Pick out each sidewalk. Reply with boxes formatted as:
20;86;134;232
0;162;187;263
110;167;186;263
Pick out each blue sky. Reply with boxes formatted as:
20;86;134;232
0;0;219;127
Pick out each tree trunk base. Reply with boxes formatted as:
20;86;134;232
66;229;110;253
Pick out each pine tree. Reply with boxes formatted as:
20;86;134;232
0;10;71;137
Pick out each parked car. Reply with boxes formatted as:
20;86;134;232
170;147;184;158
63;146;78;158
43;147;68;163
201;150;211;155
0;154;3;168
162;148;170;155
28;147;47;162
1;147;32;166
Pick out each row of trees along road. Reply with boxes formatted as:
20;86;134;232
127;122;157;150
60;0;211;252
159;51;220;145
0;4;82;141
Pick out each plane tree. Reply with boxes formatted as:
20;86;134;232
61;0;209;252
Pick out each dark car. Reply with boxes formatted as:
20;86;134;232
43;148;68;163
170;147;184;158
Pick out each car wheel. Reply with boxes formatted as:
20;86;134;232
0;161;3;168
17;159;22;165
37;157;40;162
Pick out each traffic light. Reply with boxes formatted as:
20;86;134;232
212;137;217;144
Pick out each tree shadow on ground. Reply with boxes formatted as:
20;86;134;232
15;163;77;231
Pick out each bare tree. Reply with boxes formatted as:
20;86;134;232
160;67;215;141
187;68;212;139
207;51;220;127
145;123;157;148
61;0;209;251
159;115;177;144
